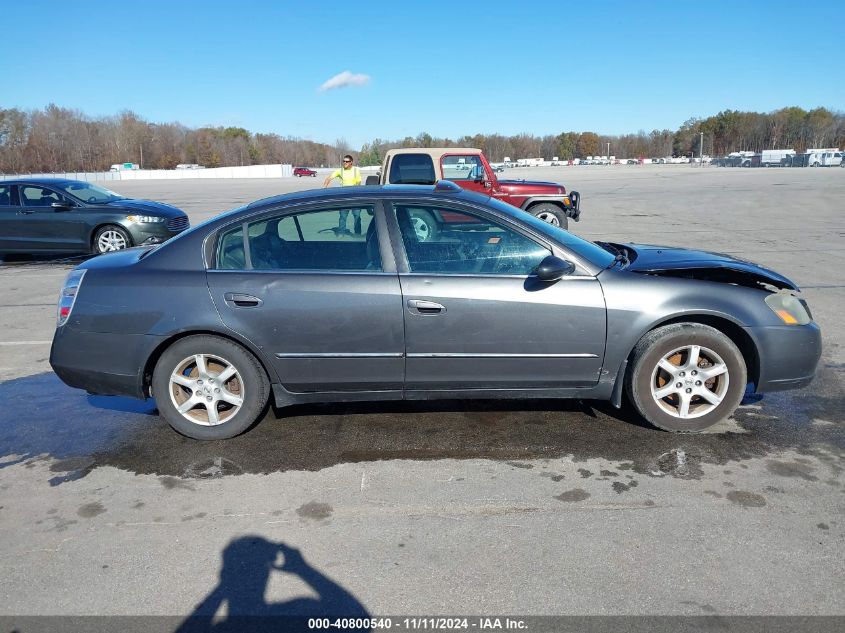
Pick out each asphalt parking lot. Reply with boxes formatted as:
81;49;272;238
0;165;842;620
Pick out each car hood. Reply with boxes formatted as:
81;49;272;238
497;180;565;194
105;198;186;218
622;243;799;291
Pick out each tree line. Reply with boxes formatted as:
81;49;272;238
1;104;842;174
360;107;844;165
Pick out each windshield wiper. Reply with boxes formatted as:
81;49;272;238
597;242;630;269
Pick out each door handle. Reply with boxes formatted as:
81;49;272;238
407;299;446;315
223;292;263;308
17;209;36;215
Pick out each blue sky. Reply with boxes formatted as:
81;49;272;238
3;0;843;147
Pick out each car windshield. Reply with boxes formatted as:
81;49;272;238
480;197;616;268
58;182;126;204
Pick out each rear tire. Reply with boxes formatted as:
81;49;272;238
625;323;746;432
152;335;270;440
528;203;568;229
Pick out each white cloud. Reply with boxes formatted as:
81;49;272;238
319;70;371;92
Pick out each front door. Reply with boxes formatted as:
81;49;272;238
206;202;405;393
17;185;86;251
440;153;493;197
390;201;606;390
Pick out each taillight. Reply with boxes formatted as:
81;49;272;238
57;269;86;327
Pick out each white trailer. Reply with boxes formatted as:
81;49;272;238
761;149;795;167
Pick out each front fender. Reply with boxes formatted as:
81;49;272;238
520;194;581;220
598;270;774;391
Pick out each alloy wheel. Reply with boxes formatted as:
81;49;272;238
97;230;128;252
169;353;245;426
649;344;729;419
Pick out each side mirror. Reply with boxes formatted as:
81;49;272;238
365;175;379;186
534;255;575;281
51;201;72;211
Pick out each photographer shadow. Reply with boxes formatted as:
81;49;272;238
176;537;371;633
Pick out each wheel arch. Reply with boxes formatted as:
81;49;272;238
610;313;760;406
521;198;567;213
142;328;276;397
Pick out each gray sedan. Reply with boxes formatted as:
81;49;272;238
50;182;821;439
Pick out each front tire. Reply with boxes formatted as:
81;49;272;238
528;203;568;229
92;225;131;254
152;335;270;440
625;323;746;432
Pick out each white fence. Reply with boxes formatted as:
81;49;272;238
2;164;293;182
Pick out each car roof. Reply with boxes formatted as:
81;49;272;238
383;147;483;159
245;182;477;211
0;177;84;186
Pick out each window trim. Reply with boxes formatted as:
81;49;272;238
0;184;19;207
209;199;395;274
384;195;598;277
388;200;553;277
439;153;485;182
20;184;65;207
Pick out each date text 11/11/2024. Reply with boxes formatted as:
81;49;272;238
307;617;528;630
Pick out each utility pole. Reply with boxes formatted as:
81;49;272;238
700;132;704;167
139;145;143;169
607;142;610;165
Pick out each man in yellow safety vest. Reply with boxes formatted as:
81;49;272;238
323;154;362;234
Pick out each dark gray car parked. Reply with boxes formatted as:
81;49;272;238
0;178;189;255
50;182;821;439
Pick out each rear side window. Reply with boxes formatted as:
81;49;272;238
217;226;245;270
388;154;436;185
214;206;381;272
0;185;14;206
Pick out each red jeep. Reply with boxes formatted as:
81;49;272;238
367;148;580;228
293;167;317;177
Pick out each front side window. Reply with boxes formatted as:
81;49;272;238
441;154;484;181
216;206;381;271
393;204;550;275
21;186;62;207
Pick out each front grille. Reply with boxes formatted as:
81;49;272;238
167;216;190;232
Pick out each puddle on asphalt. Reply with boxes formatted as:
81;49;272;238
0;367;842;484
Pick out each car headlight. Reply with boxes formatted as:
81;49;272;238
765;293;811;325
126;215;166;223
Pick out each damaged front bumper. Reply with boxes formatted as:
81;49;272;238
745;322;822;393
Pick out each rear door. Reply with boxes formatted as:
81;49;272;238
0;184;21;250
389;199;606;390
206;200;405;394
